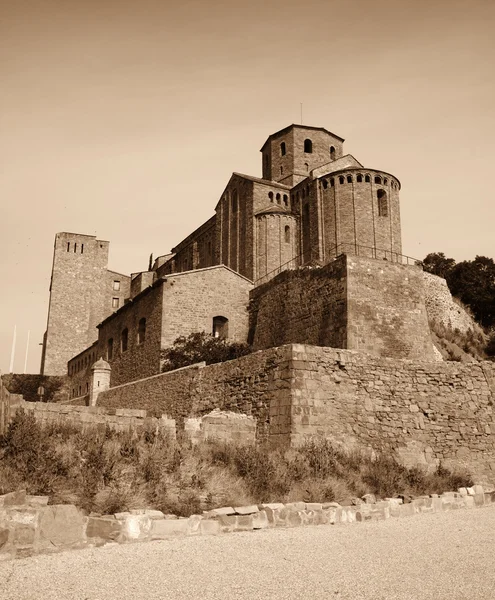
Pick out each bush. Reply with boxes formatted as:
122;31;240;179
161;332;251;372
0;417;474;516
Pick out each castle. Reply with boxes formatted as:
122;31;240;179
43;123;432;396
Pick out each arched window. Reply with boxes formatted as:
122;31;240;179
284;225;290;244
283;194;288;206
304;162;309;171
377;189;388;217
330;178;334;187
212;316;228;339
383;178;388;185
304;139;313;153
365;174;371;183
268;191;274;202
107;338;113;361
374;176;382;184
347;175;353;183
138;318;146;344
280;142;286;156
357;174;363;183
330;146;336;160
322;179;328;189
276;193;281;204
339;176;345;184
232;189;238;213
121;328;128;352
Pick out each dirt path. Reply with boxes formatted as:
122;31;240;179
2;505;495;600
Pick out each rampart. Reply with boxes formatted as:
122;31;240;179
249;256;436;361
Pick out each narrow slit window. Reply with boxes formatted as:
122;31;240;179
138;318;146;344
377;189;388;217
81;244;84;254
284;225;290;244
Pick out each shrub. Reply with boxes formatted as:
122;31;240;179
161;332;251;372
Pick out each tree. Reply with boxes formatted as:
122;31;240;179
422;252;456;279
161;332;251;373
446;256;495;328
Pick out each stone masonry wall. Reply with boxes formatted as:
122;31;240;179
96;347;290;439
0;378;23;436
346;257;436;360
249;257;347;350
279;345;495;482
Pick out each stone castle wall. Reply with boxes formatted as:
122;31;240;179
91;345;495;481
249;256;435;361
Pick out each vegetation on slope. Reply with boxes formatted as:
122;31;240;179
422;252;495;358
0;411;473;516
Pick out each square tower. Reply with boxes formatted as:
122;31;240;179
260;125;345;186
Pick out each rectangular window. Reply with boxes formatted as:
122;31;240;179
112;297;120;309
113;280;120;291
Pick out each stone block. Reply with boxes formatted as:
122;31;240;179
361;494;376;504
0;527;10;551
38;505;86;549
216;515;237;533
26;495;50;508
322;506;339;524
0;490;26;507
234;505;259;515
252;511;269;529
473;485;484;495
305;503;323;511
474;493;485;507
466;486;476;496
465;496;475;509
119;514;152;542
341;507;357;523
260;503;285;510
199;519;221;535
150;518;188;539
203;507;235;518
484;491;495;505
287;511;304;527
187;515;203;535
285;502;306;511
86;517;122;542
234;515;254;531
398;503;416;518
129;509;165;520
457;487;468;497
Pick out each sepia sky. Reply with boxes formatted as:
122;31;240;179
1;0;494;374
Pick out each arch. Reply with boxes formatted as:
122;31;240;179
377;189;388;217
138;318;146;344
330;145;336;160
304;139;313;153
276;193;281;204
347;175;353;183
121;327;128;352
284;225;290;244
383;177;388;185
339;176;345;184
357;174;363;183
374;176;382;184
212;315;228;339
280;142;286;156
322;179;328;189
330;178;334;187
283;194;288;206
365;174;371;183
268;191;274;201
107;338;114;361
304;162;309;172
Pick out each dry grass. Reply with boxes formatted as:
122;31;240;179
0;411;473;515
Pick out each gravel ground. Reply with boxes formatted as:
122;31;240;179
1;506;495;600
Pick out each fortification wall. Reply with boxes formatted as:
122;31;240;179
346;257;436;360
249;256;435;361
422;271;481;334
249;258;347;350
277;345;495;482
96;347;289;439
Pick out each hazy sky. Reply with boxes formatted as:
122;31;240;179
1;0;494;374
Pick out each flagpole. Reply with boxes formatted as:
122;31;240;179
24;330;30;374
9;325;17;373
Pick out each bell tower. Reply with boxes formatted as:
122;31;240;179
260;124;345;187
